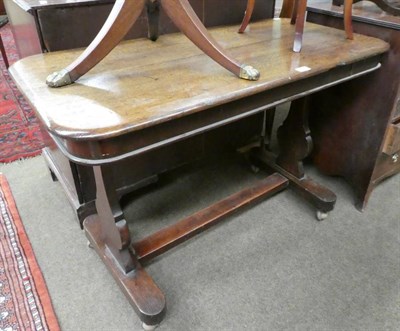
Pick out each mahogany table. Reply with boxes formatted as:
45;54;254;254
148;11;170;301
5;0;275;225
306;1;400;210
9;19;388;328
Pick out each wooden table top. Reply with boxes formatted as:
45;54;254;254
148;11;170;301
307;2;400;28
10;19;388;142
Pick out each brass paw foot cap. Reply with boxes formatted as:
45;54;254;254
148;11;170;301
46;69;72;88
240;65;260;81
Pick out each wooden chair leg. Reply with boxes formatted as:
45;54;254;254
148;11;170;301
238;0;255;33
46;0;146;87
344;0;354;40
290;0;299;24
280;0;296;18
0;33;9;69
160;0;259;80
293;0;307;52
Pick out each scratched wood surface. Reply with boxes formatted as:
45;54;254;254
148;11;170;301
10;19;388;140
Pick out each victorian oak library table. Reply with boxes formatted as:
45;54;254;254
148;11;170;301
10;19;388;328
306;1;400;210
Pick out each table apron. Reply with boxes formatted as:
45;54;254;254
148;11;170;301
51;59;381;166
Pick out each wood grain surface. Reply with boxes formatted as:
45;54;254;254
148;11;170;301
10;19;388;140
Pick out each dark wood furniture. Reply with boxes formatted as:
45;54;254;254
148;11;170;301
0;0;5;14
306;1;400;210
4;0;273;59
45;0;262;86
10;20;388;328
0;33;8;68
4;0;275;224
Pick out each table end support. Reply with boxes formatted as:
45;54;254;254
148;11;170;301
84;215;166;326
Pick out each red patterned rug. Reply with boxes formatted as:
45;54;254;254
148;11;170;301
0;23;44;163
0;174;59;330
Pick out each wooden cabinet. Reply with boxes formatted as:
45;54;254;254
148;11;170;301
306;1;400;210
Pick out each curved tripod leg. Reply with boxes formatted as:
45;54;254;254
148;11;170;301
290;0;299;24
238;0;255;33
343;0;354;40
160;0;260;80
46;0;146;87
293;0;307;52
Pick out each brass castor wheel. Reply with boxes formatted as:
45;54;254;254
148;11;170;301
142;323;158;331
316;210;328;221
250;165;260;174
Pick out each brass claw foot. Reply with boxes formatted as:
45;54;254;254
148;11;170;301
240;65;260;81
46;69;73;88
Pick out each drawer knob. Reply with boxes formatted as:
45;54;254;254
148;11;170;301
392;153;399;163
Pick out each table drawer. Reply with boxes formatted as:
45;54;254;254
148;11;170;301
382;121;400;155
